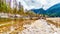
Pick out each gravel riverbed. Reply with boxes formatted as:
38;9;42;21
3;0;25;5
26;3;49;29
20;19;60;34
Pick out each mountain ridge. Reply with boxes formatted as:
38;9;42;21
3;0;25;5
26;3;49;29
31;3;60;17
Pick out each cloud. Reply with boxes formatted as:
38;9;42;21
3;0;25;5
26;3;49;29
43;0;60;10
19;0;60;10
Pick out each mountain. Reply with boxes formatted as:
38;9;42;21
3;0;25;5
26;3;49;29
31;8;46;14
46;3;60;17
31;3;60;17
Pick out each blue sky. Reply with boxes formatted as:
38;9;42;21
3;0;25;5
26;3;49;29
15;0;60;10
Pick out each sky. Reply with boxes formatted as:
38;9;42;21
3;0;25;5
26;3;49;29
14;0;60;10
